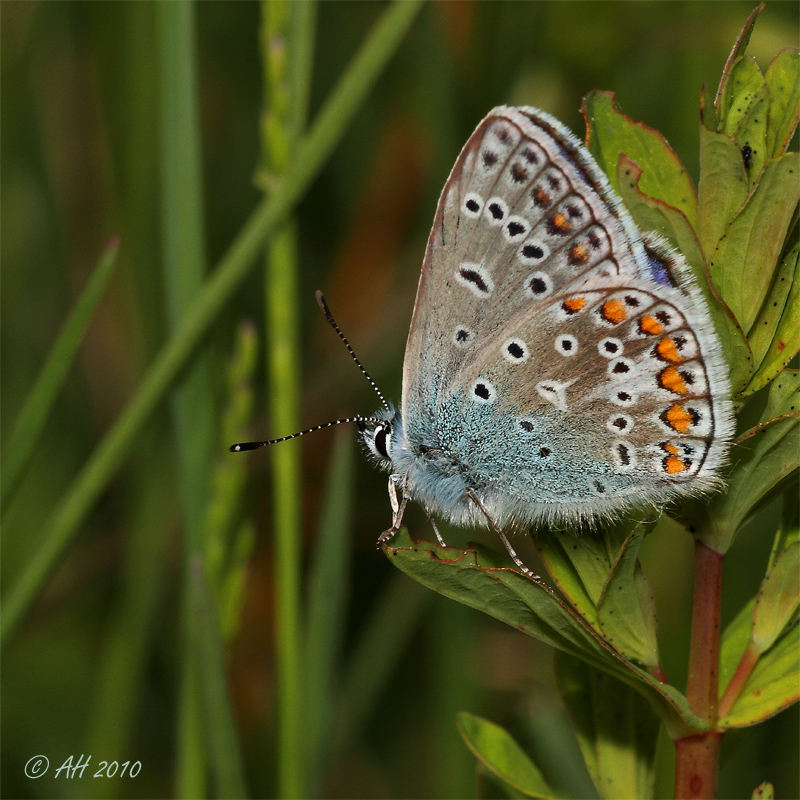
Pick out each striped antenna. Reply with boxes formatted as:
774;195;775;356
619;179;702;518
229;291;389;453
316;291;391;414
229;416;382;452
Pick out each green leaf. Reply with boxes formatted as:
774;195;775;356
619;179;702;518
709;152;800;334
686;371;799;551
746;243;800;394
738;369;800;440
385;530;706;737
387;529;614;664
597;525;660;668
456;713;560;799
536;528;611;634
557;653;659;800
616;154;753;393
751;542;800;653
697;126;749;261
582;90;698;228
765;49;800;158
722;56;769;182
714;2;765;123
768;486;800;572
720;621;799;728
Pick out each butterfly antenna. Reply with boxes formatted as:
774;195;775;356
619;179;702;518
230;416;382;452
315;290;391;414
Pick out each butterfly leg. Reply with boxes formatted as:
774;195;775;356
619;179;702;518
426;514;448;548
466;489;541;580
377;474;408;547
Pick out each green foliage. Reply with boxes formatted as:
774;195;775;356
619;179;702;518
2;3;797;799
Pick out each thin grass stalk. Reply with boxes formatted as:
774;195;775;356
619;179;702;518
0;0;424;646
303;430;355;795
155;3;218;795
84;10;168;793
191;558;249;798
261;3;311;794
1;239;119;510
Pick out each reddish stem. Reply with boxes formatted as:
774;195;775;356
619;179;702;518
718;641;760;719
674;732;723;799
674;540;724;800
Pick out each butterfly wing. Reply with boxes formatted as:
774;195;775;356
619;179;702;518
399;106;733;527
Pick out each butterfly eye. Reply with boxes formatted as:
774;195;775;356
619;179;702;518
373;426;390;459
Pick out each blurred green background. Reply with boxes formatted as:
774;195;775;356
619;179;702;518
2;2;798;798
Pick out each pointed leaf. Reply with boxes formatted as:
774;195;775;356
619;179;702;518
385;530;706;737
719;622;799;728
557;652;659;800
583;90;697;227
715;3;766;119
752;542;800;653
457;713;559;799
746;244;800;394
386;529;618;665
710;152;800;333
765;49;800;158
697;126;750;259
617;155;753;393
597;525;660;668
722;56;769;182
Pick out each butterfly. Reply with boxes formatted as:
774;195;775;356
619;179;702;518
234;106;734;576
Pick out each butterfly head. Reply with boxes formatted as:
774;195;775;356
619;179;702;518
358;406;400;470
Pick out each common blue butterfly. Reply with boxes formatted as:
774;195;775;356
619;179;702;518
234;106;734;575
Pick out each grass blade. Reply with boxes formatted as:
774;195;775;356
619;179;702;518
1;239;119;509
304;430;355;795
0;0;425;647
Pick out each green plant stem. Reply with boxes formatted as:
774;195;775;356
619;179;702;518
673;540;724;799
261;1;312;795
0;0;423;647
267;225;303;799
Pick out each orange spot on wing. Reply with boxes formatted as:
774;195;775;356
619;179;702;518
663;443;679;455
532;186;551;207
563;297;586;314
548;211;572;234
639;315;664;335
778;340;786;352
659;366;688;394
656;337;684;363
664;455;689;474
664;404;693;433
568;242;590;265
601;298;627;324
